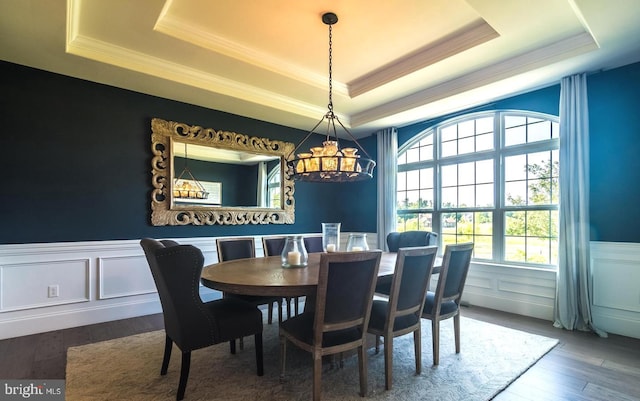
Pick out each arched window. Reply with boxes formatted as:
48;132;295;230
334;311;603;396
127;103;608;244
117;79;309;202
397;111;559;267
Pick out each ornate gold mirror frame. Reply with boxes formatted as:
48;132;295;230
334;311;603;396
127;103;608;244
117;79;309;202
150;118;295;225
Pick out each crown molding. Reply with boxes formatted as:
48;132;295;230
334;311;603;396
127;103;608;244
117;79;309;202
350;31;598;127
347;19;499;98
153;10;350;96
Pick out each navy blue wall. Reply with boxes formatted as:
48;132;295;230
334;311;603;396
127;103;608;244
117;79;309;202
0;61;373;244
2;60;638;244
588;62;640;242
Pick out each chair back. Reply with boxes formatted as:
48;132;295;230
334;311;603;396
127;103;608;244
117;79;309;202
303;235;324;253
216;237;256;262
262;236;286;257
386;231;438;252
313;251;382;346
140;239;217;350
435;243;474;304
389;246;438;319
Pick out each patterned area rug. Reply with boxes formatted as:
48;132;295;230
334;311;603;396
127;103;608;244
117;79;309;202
66;316;558;401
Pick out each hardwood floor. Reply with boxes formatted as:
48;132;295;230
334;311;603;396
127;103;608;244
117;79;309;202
1;306;638;400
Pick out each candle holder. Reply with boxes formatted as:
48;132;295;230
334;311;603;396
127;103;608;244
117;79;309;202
346;233;369;251
321;222;341;252
281;236;308;268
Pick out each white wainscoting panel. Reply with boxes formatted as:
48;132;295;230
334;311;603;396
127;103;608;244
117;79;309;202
1;259;90;311
98;255;156;299
461;262;557;321
2;237;635;340
591;241;640;339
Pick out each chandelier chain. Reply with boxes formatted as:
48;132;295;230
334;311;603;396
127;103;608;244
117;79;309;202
328;23;333;114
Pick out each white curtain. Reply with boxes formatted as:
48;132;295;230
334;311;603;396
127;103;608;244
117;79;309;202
554;73;606;337
376;127;398;251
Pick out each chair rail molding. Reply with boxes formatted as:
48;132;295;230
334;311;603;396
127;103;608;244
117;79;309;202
1;238;637;340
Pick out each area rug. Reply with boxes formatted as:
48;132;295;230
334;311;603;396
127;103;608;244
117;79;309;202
66;316;558;401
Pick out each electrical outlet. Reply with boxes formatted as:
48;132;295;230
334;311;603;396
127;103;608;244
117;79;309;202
48;285;59;298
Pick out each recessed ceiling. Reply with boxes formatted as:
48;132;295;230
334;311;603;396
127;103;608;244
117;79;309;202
2;0;640;137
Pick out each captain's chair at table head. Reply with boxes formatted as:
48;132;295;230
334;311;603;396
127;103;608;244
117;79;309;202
375;231;439;296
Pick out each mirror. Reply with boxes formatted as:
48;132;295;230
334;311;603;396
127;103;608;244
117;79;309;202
150;118;295;225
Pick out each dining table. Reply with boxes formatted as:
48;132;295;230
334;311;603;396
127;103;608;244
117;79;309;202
200;251;440;298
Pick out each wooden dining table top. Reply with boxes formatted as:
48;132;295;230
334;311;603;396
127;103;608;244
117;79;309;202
200;252;399;298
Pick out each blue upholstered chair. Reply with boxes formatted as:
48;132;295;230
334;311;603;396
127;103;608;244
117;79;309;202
422;242;473;365
140;238;264;400
367;246;438;390
375;231;439;295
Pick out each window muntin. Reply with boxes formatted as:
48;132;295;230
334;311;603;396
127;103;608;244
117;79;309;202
397;111;559;267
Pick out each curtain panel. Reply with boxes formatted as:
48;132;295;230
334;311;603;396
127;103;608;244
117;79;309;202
376;128;398;250
554;73;606;337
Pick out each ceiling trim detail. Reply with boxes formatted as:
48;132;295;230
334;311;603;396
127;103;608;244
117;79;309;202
350;31;598;127
347;19;500;98
65;34;328;121
153;9;350;96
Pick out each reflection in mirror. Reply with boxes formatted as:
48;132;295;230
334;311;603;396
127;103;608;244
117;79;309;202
172;141;281;208
150;118;295;226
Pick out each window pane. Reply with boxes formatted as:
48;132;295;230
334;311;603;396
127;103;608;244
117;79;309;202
441;187;457;208
505;115;526;129
506;211;525;236
476;133;493;151
441;164;457;186
476;116;494;134
505;236;526;262
528;120;551;142
458;185;474;208
476;159;493;183
505;181;527;206
476;183;494;207
406;170;420;190
459;162;475;185
405;147;420;164
397;171;406;191
441;125;457;142
459;136;475;154
420;168;434;188
505;125;526;146
441;140;456;157
458;120;475;138
420;189;434;208
505;154;527;181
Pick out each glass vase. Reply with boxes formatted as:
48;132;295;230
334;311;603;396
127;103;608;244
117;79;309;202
281;236;308;268
321;222;341;252
346;233;369;252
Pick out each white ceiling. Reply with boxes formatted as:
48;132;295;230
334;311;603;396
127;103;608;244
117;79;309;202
2;0;640;138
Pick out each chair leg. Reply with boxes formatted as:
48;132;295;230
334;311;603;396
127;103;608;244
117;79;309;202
161;334;172;375
177;351;191;401
313;353;322;401
255;332;264;376
279;336;287;382
414;326;422;375
239;337;244;350
229;339;236;354
294;296;300;315
285;297;292;319
267;301;274;324
383;335;393;390
375;335;381;354
277;300;283;323
454;313;461;354
432;319;440;365
358;345;368;397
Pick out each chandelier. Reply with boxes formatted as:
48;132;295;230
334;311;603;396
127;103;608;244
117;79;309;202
287;12;376;183
173;143;209;199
